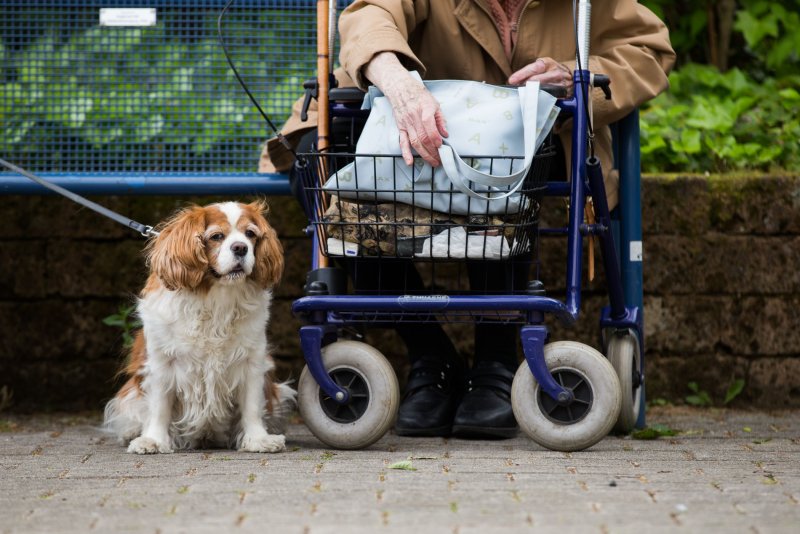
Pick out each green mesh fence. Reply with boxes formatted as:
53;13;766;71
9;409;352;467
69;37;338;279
1;1;348;174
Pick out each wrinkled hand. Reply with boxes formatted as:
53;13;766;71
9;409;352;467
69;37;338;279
387;80;449;167
363;52;448;166
508;57;573;96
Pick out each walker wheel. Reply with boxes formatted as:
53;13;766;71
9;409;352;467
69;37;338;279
298;340;399;450
607;331;642;434
511;341;621;452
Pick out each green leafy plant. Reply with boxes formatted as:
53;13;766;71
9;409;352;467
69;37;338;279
724;378;746;404
641;64;800;173
641;0;800;75
637;1;800;174
640;1;717;66
685;381;713;407
734;0;800;77
103;304;142;349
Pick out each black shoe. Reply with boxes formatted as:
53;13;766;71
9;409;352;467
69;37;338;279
395;358;463;437
452;361;519;439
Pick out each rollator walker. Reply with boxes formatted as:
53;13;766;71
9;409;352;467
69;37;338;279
292;0;644;452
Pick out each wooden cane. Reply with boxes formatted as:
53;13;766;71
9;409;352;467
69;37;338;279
316;0;331;268
584;198;596;282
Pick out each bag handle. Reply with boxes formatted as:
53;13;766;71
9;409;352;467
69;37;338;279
437;82;539;202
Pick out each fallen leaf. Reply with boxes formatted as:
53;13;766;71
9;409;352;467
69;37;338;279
388;460;417;471
632;424;678;440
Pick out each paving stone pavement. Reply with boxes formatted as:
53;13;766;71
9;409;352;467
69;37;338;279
1;407;798;534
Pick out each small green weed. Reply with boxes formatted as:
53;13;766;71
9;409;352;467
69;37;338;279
0;420;19;432
724;379;746;405
631;424;679;440
647;397;671;408
685;382;713;407
103;304;142;348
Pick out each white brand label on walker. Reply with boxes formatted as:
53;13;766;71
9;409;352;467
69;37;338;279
398;295;449;302
99;8;157;27
398;295;450;310
326;238;359;257
630;241;643;262
343;241;359;257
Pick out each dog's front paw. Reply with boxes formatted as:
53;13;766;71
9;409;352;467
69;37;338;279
239;433;286;453
127;436;173;455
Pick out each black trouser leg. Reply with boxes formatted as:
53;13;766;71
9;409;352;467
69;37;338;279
468;259;530;371
344;258;461;366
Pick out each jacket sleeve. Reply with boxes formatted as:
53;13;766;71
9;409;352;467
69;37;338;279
338;0;430;89
562;0;676;127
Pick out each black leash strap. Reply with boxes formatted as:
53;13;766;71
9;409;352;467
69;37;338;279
0;157;158;238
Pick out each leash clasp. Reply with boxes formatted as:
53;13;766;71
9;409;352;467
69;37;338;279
142;226;159;238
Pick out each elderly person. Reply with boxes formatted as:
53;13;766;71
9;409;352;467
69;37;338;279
261;0;675;438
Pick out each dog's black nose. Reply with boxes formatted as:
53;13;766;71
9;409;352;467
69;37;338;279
231;241;248;257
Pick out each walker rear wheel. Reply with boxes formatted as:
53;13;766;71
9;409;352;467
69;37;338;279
511;341;621;452
298;340;399;450
607;331;642;433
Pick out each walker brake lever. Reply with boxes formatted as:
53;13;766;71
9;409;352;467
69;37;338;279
592;74;612;100
300;78;318;122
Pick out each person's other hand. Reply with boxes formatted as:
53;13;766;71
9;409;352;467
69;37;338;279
388;80;448;167
508;57;573;96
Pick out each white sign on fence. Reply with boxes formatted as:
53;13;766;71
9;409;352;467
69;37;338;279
99;8;157;27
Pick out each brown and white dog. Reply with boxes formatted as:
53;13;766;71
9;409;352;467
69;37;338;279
103;201;295;454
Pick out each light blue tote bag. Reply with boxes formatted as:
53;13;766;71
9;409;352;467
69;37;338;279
323;73;560;215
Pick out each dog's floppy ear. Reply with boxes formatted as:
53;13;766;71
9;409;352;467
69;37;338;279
248;200;284;289
146;206;209;291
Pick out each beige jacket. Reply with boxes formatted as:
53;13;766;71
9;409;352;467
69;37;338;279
259;0;675;208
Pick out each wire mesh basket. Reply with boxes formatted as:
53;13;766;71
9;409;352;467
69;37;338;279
297;141;554;263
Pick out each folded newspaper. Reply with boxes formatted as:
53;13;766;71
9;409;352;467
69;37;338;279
416;227;516;259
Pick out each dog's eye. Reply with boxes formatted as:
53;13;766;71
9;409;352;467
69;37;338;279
209;233;225;242
245;230;257;239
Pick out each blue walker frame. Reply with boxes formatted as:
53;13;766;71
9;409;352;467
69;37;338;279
293;70;647;428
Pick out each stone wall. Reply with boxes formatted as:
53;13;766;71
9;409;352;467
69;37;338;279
1;174;798;412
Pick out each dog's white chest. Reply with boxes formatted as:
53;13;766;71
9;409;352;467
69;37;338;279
142;285;270;357
138;284;273;441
